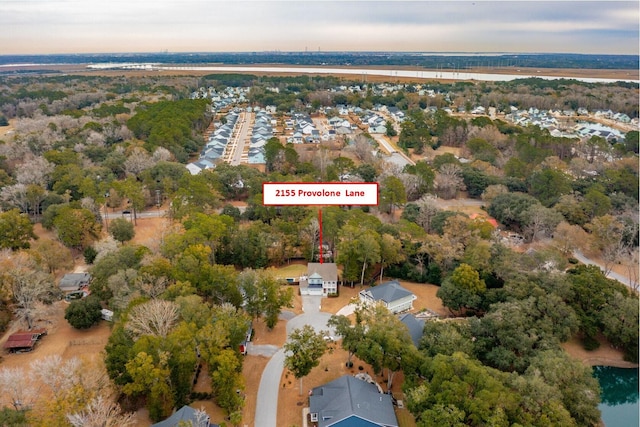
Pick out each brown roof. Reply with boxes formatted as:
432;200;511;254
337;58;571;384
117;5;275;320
3;329;47;349
307;263;338;280
4;333;36;349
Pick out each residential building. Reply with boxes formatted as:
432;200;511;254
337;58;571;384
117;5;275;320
309;375;398;427
151;405;216;427
398;313;425;347
299;263;338;297
59;272;91;292
358;280;416;314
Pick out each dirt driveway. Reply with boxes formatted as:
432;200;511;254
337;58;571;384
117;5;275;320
0;301;112;408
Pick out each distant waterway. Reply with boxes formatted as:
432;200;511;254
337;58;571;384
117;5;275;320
88;63;640;84
593;366;639;427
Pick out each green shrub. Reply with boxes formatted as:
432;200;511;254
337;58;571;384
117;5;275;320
582;335;601;351
64;295;102;329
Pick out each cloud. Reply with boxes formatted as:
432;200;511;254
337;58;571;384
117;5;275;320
0;0;637;54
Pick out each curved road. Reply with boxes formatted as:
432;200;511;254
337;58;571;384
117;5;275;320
573;251;638;291
253;295;334;427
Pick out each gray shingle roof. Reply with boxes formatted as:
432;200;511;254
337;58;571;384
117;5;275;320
309;375;398;427
59;273;91;291
151;405;215;427
399;313;425;347
366;280;413;304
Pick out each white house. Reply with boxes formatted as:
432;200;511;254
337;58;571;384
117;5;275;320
358;280;416;314
368;124;387;134
300;263;338;297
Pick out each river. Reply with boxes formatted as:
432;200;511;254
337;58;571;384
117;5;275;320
593;366;639;427
86;63;640;84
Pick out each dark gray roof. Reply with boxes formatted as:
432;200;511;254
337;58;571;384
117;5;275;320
59;273;91;290
399;313;425;347
310;375;398;427
366;280;414;304
151;405;215;427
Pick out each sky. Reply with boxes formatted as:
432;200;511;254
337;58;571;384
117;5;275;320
1;0;638;55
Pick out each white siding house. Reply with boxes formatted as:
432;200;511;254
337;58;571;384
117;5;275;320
300;263;338;297
358;280;416;314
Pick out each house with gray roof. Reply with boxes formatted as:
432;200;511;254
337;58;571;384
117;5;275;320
151;405;216;427
59;272;91;292
309;375;398;427
359;280;416;314
186;159;215;175
248;151;265;164
398;313;425;347
299;263;338;297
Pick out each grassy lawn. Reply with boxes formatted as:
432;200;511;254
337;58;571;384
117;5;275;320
268;263;307;279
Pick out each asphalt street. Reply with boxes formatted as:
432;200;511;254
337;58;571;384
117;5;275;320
573;250;638;290
254;295;335;427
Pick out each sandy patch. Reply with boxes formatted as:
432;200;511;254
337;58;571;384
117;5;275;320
0;301;112;407
277;346;416;427
561;335;638;369
129;215;171;251
0;118;15;139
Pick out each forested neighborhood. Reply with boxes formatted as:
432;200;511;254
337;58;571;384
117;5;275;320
0;69;637;426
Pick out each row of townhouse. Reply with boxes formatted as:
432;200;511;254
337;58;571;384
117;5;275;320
360;110;388;134
574;122;625;143
191;86;250;112
186;110;242;174
286;112;322;143
248;110;274;164
505;107;628;142
506;108;560;129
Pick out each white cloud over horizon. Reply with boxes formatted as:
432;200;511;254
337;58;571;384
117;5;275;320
1;0;638;55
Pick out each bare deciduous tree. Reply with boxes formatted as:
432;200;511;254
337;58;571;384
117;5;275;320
124;147;154;177
103;123;133;144
397;172;424;201
415;195;441;233
312;146;332;180
481;184;509;204
553;221;589;256
30;355;81;395
93;236;120;263
0;183;30;212
67;396;135;427
620;247;639;292
434;163;466;200
587;215;628;275
0;367;37;410
86;131;106;147
108;268;140;311
30;239;74;274
125;299;179;339
15;156;54;187
152;146;173;163
5;252;56;329
136;273;170;300
522;204;563;242
348;134;376;163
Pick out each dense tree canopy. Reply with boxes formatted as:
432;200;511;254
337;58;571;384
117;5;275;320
0;70;637;427
0;209;36;250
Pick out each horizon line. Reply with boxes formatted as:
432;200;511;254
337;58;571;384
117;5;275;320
1;51;638;57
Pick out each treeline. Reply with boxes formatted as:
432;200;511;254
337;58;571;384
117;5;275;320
2;52;638;69
0;71;637;426
126;99;210;162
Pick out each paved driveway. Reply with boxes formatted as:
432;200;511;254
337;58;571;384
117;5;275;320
254;296;335;427
573;251;638;290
